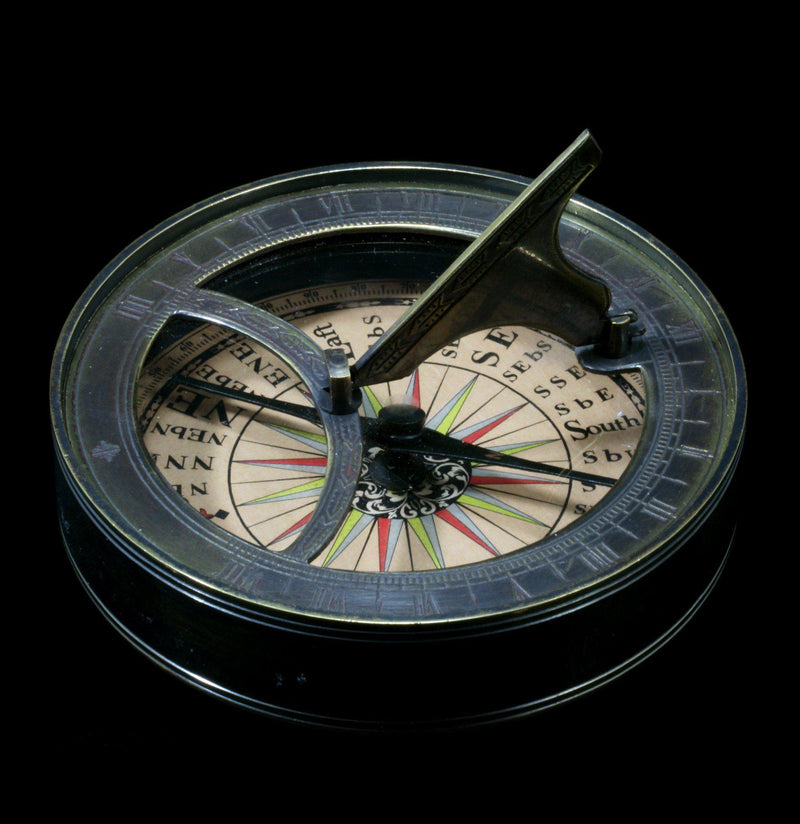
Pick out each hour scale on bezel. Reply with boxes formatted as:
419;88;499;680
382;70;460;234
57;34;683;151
50;131;746;730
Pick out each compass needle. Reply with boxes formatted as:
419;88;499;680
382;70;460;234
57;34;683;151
51;142;746;730
176;374;617;487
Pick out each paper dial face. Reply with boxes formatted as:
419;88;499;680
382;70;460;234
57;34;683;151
137;279;645;573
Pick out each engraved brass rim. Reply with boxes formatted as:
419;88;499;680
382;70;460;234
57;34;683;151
51;162;745;628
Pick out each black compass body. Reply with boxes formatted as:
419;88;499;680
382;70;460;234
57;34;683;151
49;139;746;732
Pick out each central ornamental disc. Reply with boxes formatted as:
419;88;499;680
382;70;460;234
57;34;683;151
353;448;473;518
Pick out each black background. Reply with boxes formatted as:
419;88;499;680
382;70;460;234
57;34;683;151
29;44;775;788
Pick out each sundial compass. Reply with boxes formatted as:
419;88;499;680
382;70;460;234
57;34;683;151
49;131;746;730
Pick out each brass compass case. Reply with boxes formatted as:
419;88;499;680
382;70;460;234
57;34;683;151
50;137;746;730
